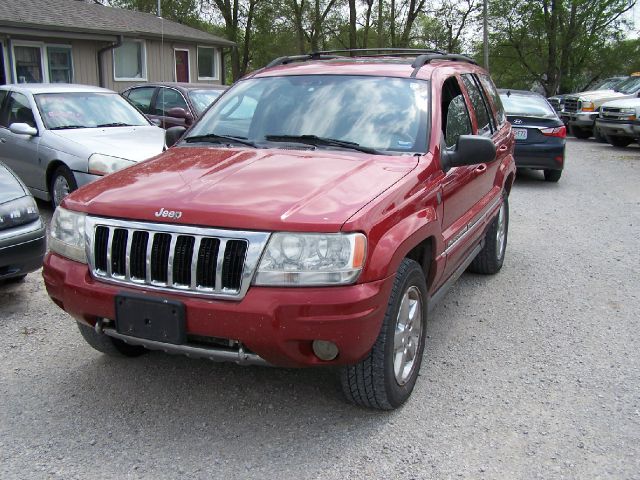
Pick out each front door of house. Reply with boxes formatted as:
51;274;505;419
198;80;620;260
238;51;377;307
175;50;189;83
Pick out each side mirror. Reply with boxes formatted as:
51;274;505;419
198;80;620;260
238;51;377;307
165;126;187;147
9;123;38;136
441;135;496;172
167;107;194;125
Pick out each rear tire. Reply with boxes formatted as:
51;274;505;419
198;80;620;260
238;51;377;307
544;169;562;182
77;322;147;357
571;126;591;139
50;165;78;209
468;195;509;275
607;135;632;148
340;258;427;410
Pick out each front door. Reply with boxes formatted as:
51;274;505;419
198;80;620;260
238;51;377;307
175;50;189;83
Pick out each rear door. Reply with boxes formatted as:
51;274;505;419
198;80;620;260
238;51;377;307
0;91;42;189
123;86;157;122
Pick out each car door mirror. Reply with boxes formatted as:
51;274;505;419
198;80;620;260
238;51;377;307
441;135;496;171
165;126;187;147
167;107;193;123
9;123;38;137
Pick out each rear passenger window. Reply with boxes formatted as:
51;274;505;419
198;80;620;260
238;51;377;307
478;74;506;126
126;87;155;114
462;74;493;135
155;88;188;116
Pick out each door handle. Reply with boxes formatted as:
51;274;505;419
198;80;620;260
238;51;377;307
498;144;508;153
474;164;487;174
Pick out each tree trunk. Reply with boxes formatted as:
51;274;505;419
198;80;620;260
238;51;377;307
349;0;357;51
377;0;384;47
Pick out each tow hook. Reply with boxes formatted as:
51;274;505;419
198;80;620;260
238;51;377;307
94;318;112;334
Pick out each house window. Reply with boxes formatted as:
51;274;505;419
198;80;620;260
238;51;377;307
197;46;218;80
47;46;73;83
113;40;147;81
14;45;44;83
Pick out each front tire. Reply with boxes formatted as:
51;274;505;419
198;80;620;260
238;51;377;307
468;195;509;274
607;135;632;148
340;258;427;410
50;165;78;208
77;322;147;357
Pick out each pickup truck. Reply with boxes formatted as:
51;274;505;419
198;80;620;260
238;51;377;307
563;75;640;139
595;97;640;147
42;50;516;410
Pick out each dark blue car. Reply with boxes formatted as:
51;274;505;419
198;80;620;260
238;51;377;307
499;89;566;182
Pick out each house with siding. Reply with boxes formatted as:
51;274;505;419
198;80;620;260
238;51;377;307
0;0;234;91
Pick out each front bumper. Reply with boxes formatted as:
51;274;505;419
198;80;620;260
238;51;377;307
43;252;394;368
0;218;46;280
595;118;636;138
564;112;598;128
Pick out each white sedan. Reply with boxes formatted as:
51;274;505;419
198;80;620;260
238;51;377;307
0;84;165;207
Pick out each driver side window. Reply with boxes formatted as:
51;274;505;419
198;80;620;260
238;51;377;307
441;78;472;148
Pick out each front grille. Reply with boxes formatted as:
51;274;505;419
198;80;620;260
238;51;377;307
87;217;270;300
564;97;579;113
600;107;627;119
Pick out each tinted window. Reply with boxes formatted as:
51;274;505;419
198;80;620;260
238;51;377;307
445;95;472;148
615;76;640;94
189;75;430;153
478;75;506;126
126;87;155;114
188;89;223;115
155;88;188;116
499;93;557;118
0;92;35;128
462;74;492;135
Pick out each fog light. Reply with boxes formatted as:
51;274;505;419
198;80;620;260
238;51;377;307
312;340;339;361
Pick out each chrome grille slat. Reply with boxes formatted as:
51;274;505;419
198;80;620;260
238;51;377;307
85;217;270;301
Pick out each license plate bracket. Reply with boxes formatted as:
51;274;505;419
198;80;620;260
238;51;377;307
513;128;528;140
115;293;186;345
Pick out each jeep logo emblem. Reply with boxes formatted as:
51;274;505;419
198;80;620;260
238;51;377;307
154;207;183;219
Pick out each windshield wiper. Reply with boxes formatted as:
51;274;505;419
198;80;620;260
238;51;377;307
265;134;383;154
49;125;87;130
96;122;135;128
183;133;258;148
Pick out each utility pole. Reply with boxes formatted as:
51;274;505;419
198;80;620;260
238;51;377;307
157;0;161;17
483;0;489;70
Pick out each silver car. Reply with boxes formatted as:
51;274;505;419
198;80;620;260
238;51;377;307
0;84;165;207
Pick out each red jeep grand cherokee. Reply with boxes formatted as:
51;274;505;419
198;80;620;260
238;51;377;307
43;50;515;410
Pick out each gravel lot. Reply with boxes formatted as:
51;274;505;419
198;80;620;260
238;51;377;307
1;138;638;479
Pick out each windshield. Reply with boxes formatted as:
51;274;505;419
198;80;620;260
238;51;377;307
187;75;430;154
189;89;224;116
35;92;150;130
592;77;626;90
615;76;640;94
499;93;557;118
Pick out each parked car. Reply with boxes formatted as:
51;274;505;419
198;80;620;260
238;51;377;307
0;84;165;208
43;50;516;410
562;75;640;139
0;161;46;283
595;97;640;147
548;76;627;113
499;89;566;182
122;83;227;129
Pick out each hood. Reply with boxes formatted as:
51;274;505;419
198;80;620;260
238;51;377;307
0;162;28;204
567;90;623;102
51;126;165;162
63;147;418;232
600;97;640;109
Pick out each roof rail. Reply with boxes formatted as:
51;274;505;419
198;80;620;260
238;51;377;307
311;48;448;56
410;53;477;77
265;53;342;69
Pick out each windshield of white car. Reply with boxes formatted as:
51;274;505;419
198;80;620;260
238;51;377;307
189;89;224;116
186;75;430;154
35;92;150;130
593;77;626;90
500;93;557;118
614;76;640;94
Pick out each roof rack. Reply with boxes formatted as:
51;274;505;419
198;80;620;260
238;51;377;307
264;49;477;75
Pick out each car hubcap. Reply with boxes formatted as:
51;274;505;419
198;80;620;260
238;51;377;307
496;203;506;260
53;175;70;207
393;285;423;385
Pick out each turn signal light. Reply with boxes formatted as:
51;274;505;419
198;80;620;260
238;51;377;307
540;126;566;138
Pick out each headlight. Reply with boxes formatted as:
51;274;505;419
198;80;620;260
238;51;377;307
0;196;40;231
619;108;637;120
254;232;366;286
88;154;135;176
49;207;87;263
580;101;595;112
